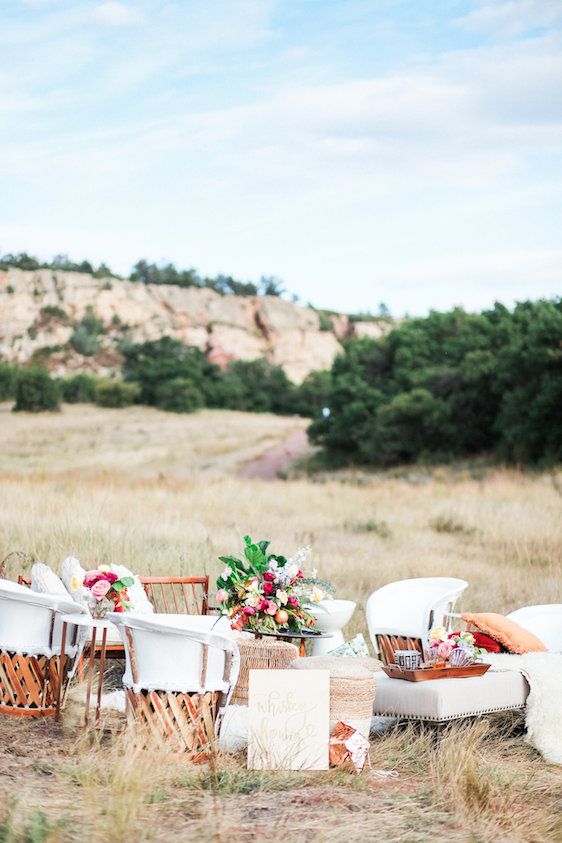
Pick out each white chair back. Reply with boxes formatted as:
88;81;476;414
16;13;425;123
109;613;240;719
366;577;468;653
0;578;85;657
506;605;562;653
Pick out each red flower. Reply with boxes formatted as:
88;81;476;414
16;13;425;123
244;606;255;615
263;572;276;582
296;570;304;579
287;596;298;607
263;582;274;595
101;572;119;584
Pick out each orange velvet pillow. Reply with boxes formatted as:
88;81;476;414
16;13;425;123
461;612;548;654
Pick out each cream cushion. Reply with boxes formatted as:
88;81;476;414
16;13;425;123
373;670;529;722
31;563;68;597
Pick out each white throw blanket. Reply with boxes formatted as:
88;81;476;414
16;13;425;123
486;652;562;765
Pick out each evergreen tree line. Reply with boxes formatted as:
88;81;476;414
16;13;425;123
0;252;285;297
309;299;562;467
0;339;330;417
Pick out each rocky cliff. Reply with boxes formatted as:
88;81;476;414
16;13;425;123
0;268;391;383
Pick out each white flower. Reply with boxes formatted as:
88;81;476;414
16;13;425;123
311;568;317;579
268;559;278;571
246;592;260;607
276;590;288;605
222;565;232;580
310;586;325;603
287;546;311;568
286;563;299;579
429;626;447;642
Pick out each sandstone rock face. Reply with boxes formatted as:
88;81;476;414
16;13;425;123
0;268;392;382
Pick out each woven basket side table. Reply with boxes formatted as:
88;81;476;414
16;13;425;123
231;637;298;705
289;656;378;735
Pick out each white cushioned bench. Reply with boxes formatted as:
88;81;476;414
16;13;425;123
373;670;529;723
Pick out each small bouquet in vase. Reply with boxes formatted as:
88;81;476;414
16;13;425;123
78;565;134;618
427;626;487;667
216;536;332;635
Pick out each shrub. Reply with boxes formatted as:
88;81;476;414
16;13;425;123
13;367;60;412
0;363;17;401
95;379;139;408
40;305;69;323
61;373;98;404
154;378;205;413
220;359;297;414
70;307;105;356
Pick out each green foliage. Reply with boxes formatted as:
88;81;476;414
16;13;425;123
70;307;105;356
39;305;69;323
154;378;204;413
0;252;119;278
121;337;222;407
60;373;98;404
94;379;139;408
13;368;60;412
220;359;297;414
310;300;562;468
0;362;17;401
294;369;332;417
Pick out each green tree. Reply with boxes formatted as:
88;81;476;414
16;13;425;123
60;373;98;403
154;378;205;413
13;368;60;412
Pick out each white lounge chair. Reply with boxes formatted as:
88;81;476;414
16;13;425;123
0;578;86;718
506;605;562;653
109;612;240;756
366;577;468;663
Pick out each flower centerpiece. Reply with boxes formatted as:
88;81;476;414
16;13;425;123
216;536;332;634
427;626;487;666
78;565;134;618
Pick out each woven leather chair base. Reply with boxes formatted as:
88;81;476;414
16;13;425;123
126;688;219;758
0;650;67;718
376;635;423;665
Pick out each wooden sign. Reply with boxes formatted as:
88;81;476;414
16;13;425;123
248;669;330;770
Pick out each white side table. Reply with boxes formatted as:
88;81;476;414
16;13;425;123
61;614;117;728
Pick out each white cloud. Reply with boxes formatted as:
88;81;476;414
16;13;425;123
92;2;141;26
455;1;562;36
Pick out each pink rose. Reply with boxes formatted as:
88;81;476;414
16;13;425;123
83;570;101;587
437;641;454;659
265;601;278;616
216;589;229;604
244;606;255;615
90;579;111;600
287;596;298;607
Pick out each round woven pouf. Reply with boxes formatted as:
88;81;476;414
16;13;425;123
231;637;299;705
289;656;381;737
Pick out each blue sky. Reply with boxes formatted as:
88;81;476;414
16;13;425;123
1;0;561;315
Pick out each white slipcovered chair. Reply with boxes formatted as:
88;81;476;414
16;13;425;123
109;612;240;756
0;579;87;717
366;577;468;663
506;605;562;653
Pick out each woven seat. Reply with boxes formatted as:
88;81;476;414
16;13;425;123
290;656;381;735
231;637;298;705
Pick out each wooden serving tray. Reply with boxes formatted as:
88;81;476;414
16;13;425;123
382;663;490;682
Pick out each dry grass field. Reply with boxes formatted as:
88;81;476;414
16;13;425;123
0;403;561;842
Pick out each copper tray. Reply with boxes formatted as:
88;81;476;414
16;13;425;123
382;663;490;682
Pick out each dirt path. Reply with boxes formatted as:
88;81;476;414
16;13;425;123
239;428;311;480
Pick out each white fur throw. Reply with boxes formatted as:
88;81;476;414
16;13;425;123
487;652;562;765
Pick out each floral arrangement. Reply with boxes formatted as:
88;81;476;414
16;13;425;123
216;536;333;634
428;626;487;664
73;565;134;617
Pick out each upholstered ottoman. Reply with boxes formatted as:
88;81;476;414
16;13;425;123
373;669;529;723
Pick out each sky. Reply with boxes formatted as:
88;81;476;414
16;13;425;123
1;0;561;316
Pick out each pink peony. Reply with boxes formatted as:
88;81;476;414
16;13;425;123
265;601;278;616
244;606;255;615
216;589;229;603
437;641;454;659
90;579;111;600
